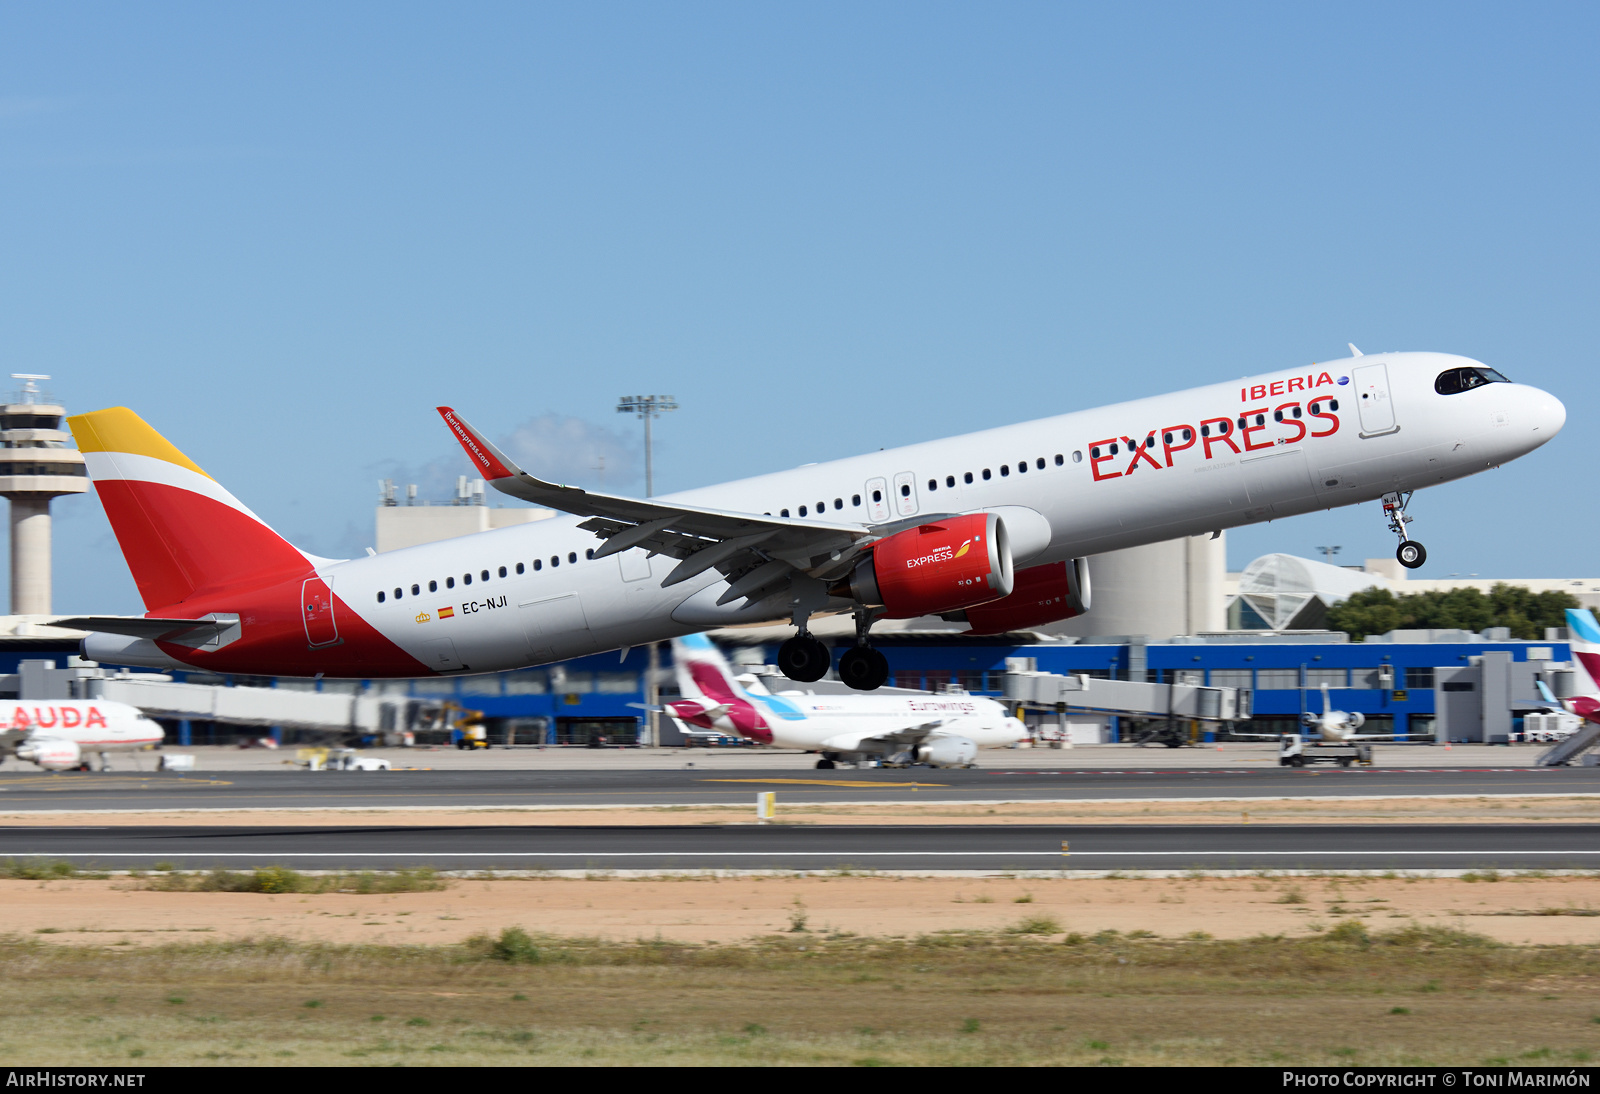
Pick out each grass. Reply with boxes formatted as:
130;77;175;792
0;924;1598;1065
0;858;105;880
131;866;445;895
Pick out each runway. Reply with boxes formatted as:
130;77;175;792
0;765;1593;812
5;822;1600;872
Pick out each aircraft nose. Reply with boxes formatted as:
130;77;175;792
1522;385;1566;440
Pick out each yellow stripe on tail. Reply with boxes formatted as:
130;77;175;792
67;407;212;479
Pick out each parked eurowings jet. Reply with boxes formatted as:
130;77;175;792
0;700;163;771
665;634;1021;767
57;350;1563;690
1536;609;1600;724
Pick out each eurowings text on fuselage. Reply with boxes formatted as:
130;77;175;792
65;351;1564;680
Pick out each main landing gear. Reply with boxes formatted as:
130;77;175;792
839;645;889;691
839;608;889;691
1383;491;1428;570
779;607;890;691
777;633;830;682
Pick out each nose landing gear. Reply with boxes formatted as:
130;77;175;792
1383;491;1427;569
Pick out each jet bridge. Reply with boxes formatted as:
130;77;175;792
1002;667;1252;724
7;660;408;738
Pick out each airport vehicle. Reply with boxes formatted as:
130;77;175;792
1243;683;1404;766
58;351;1563;688
663;634;1022;767
1278;736;1370;768
0;700;164;771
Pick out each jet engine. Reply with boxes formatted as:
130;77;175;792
918;736;978;768
16;739;82;771
948;559;1090;635
840;512;1013;618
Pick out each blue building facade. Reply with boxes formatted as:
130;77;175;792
16;631;1570;745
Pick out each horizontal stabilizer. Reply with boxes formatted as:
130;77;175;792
51;616;235;641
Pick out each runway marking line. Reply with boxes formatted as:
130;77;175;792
0;777;235;789
703;779;949;789
5;850;1600;859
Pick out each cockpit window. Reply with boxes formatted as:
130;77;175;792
1435;367;1510;395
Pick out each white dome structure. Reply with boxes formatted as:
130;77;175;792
1232;553;1392;631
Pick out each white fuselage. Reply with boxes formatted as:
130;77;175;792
0;700;164;751
727;687;1022;752
272;352;1566;675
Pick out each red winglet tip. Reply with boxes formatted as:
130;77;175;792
437;407;513;479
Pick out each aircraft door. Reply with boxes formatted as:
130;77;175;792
301;576;339;648
1351;363;1399;436
892;471;918;517
864;477;890;522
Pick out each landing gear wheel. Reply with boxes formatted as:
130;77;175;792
778;635;831;682
838;646;890;691
1396;540;1427;569
1163;736;1183;749
815;758;836;770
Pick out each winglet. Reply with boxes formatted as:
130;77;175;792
1537;679;1561;704
436;407;517;480
1348;343;1364;357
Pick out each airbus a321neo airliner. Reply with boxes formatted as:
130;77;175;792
57;349;1563;691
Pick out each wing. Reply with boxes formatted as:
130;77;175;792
439;407;942;606
819;721;946;754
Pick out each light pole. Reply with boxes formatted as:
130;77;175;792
615;394;678;498
615;395;679;750
1317;546;1342;562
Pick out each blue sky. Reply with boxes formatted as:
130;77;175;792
1;2;1595;613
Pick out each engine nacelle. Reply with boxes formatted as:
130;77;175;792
918;735;978;768
843;512;1013;619
954;559;1091;635
16;738;82;771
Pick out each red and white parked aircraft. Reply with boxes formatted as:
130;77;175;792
57;351;1563;689
0;700;164;771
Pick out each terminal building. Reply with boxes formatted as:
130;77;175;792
0;624;1571;750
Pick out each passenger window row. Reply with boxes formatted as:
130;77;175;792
774;495;858;519
376;548;596;604
767;454;1069;516
927;454;1066;491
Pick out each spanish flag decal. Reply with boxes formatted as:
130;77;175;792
438;606;456;619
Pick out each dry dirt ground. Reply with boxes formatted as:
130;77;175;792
5;796;1600;947
5;796;1599;1066
6;872;1600;947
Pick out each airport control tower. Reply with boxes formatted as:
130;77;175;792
0;376;86;615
